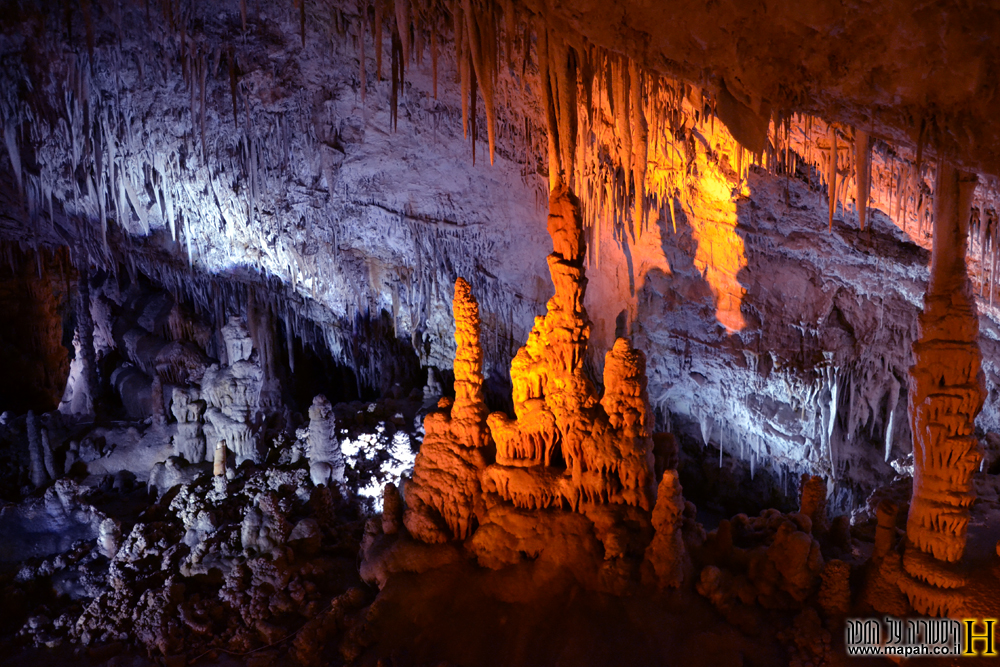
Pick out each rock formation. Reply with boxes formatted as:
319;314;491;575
403;277;491;543
27;410;47;488
900;165;985;616
394;185;669;589
171;388;207;464
202;318;265;465
6;0;1000;663
304;395;346;488
482;185;656;515
643;470;688;589
798;475;829;535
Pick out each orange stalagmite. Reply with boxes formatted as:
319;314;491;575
402;278;491;543
899;164;984;616
482;184;656;513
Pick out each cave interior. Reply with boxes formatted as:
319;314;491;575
1;0;1000;665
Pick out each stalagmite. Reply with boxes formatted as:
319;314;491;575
482;184;655;513
629;59;647;236
403;277;490;543
799;474;828;535
306;394;346;487
213;441;227;476
171;387;207;463
643;470;687;589
900;164;983;616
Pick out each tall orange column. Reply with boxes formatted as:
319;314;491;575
900;164;983;615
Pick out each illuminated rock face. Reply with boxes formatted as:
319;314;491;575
403;277;490;543
900;165;984;616
483;185;656;513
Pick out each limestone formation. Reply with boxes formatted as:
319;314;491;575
171;388;207;464
305;394;346;488
900;165;984;616
643;470;687;589
482;185;656;514
395;185;664;590
202;318;264;465
213;442;227;477
798;475;828;535
817;559;850;617
403;278;491;543
98;518;122;559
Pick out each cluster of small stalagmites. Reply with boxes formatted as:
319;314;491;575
403;277;491;543
383;185;669;589
10;460;365;659
900;166;984;617
775;607;834;667
694;475;863;636
482;186;655;513
11;540;107;649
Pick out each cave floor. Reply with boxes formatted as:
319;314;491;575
357;559;793;667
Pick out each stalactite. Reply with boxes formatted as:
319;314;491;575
629;59;647;237
374;0;385;82
390;25;403;131
199;53;207;162
359;0;367;104
991;221;998;307
536;23;559;191
430;22;438;98
299;0;306;46
81;0;95;60
458;3;470;139
395;0;411;62
611;56;631;197
228;48;238;129
552;39;576;189
462;0;497;164
470;52;478;164
828;125;837;231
